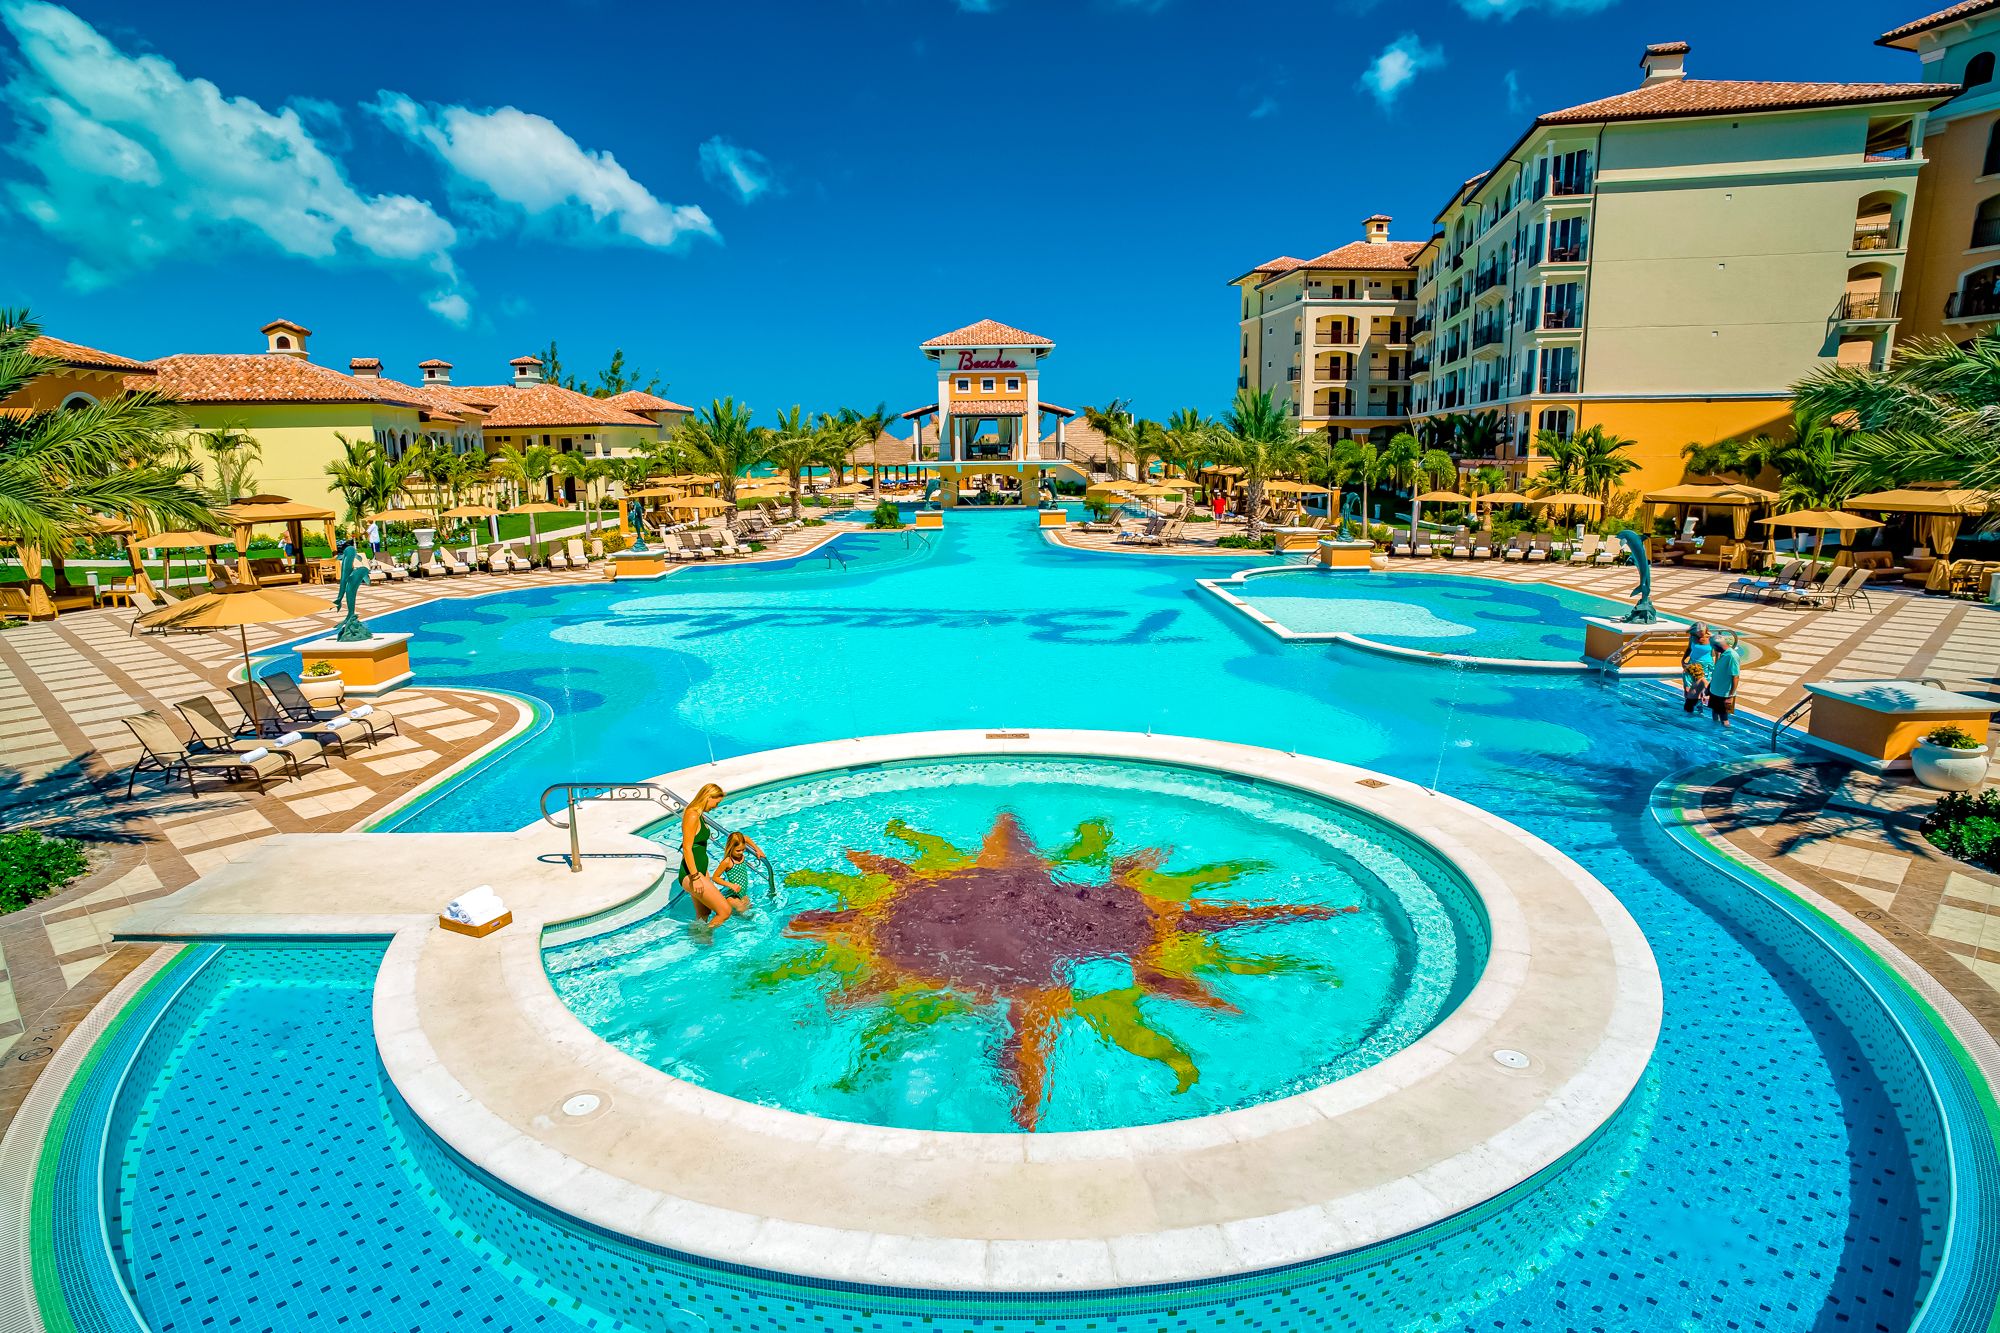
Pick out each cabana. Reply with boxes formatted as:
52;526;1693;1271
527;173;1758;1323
1843;486;1997;591
215;497;338;587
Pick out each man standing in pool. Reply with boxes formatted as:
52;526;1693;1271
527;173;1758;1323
1705;632;1744;727
680;784;760;925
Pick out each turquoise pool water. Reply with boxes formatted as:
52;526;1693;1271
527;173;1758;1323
1229;569;1642;661
63;507;1994;1330
545;756;1489;1132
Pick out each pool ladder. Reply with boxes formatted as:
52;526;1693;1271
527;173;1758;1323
538;781;776;897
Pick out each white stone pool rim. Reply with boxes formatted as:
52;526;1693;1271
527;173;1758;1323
119;729;1662;1293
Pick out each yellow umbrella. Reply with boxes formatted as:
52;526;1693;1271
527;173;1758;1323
671;496;733;513
625;486;683;499
367;507;431;524
513;501;572;561
137;585;332;733
135;530;229;550
1527;492;1602;508
1263;480;1332;495
826;483;868;496
1474;491;1531;505
1414;490;1473;503
1758;509;1884;563
1125;482;1184;497
441;504;500;519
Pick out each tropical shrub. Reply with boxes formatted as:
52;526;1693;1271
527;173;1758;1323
303;659;338;677
868;500;903;530
1216;534;1276;551
1;829;89;913
1923;724;1983;751
1923;789;2000;871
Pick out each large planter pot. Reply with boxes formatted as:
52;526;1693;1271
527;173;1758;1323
1911;741;1990;792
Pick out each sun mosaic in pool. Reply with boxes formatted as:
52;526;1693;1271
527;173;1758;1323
761;811;1358;1129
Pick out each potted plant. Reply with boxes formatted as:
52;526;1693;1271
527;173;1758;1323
299;659;346;707
1911;724;1990;793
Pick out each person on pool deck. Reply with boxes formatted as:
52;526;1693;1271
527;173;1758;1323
679;784;760;924
1681;621;1713;715
1706;632;1744;727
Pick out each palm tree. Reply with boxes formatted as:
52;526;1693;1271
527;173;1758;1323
1469;464;1508;497
1216;388;1309;541
765;406;821;521
1159;408;1215;495
836;402;895;496
193;422;262;504
1574;426;1639;499
1382;432;1424;514
678;397;772;504
1792;329;2000;493
1;310;215;616
1333;436;1387;527
323;436;413;536
1531;429;1587;492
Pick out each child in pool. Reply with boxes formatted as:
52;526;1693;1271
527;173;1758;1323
687;830;755;925
1681;621;1713;715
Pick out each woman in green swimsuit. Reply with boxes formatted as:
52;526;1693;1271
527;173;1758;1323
680;783;759;924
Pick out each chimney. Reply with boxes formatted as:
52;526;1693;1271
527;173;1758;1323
509;355;544;386
1363;214;1392;245
260;318;311;359
348;357;381;381
1640;41;1689;84
418;358;453;386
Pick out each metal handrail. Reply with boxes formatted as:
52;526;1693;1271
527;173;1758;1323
1770;697;1812;749
539;781;777;897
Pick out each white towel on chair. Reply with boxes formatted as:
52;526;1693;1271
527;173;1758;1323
350;704;375;719
239;747;270;763
275;730;303;746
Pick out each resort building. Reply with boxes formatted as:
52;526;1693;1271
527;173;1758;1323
1374;43;1948;493
141;320;434;516
1230;217;1423;442
428;356;679;471
4;335;155;413
1881;1;2000;340
899;319;1088;499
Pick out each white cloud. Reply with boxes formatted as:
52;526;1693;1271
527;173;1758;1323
1503;68;1531;116
1248;96;1278;120
1457;0;1619;18
370;93;717;250
1359;33;1444;109
0;0;464;315
426;291;470;327
698;136;776;205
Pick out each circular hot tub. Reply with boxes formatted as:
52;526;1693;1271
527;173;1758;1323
545;755;1490;1133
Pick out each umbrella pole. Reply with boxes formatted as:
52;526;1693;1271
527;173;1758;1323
240;625;258;734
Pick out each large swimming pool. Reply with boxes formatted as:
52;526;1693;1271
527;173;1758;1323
49;508;1999;1331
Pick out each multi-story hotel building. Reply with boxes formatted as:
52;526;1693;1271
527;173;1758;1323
1882;2;2000;340
1231;217;1422;443
1260;43;1944;495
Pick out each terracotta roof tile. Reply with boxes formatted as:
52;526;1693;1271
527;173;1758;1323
1229;256;1305;284
1645;41;1691;55
1291;240;1424;273
27;335;153;374
602;389;693;414
139;354;427;409
369;375;484;422
450;382;655;429
942;398;1029;416
1880;0;2000;44
1536;78;1947;125
418;358;452;369
920;319;1054;349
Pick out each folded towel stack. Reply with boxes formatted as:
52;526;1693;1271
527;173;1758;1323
445;885;506;927
239;747;270;763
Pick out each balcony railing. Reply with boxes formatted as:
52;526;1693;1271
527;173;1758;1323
1852;224;1899;251
1408;356;1431;376
1411;313;1433;336
1542;243;1584;264
1550;176;1592;197
1317;332;1357;348
1946;287;2000;319
1474;268;1504;294
1472;324;1506;349
1539;374;1578;394
1836;291;1901;321
1541;307;1581;331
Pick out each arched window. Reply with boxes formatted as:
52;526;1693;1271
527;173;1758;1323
1985;123;2000;176
274;335;291;350
59;392;96;410
1974;194;2000;249
1967;51;1995;88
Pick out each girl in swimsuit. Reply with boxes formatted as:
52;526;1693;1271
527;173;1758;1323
680;784;760;925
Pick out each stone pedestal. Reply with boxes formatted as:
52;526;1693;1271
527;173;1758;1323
1316;539;1376;570
296;633;412;697
1801;679;1996;769
1038;510;1067;529
1581;618;1685;674
608;550;669;580
915;512;944;530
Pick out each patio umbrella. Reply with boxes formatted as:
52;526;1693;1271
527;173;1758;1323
1527;492;1601;508
1474;491;1531;506
441;503;501;558
137;585;330;733
1758;509;1883;564
134;530;231;593
1412;489;1474;536
513;501;571;562
671;496;733;514
366;507;431;524
1263;480;1332;494
826;483;868;496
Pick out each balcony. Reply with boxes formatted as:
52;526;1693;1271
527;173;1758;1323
1537;243;1585;266
1474;267;1504;295
1316;331;1359;348
1852;223;1900;252
1408;356;1431;377
1946;287;2000;320
1472;323;1506;351
1540;307;1581;331
1317;363;1354;382
1539;374;1578;395
1411;312;1433;336
1549;176;1592;198
1287;367;1300;381
1836;291;1901;322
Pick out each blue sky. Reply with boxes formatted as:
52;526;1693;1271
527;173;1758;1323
1;0;1935;424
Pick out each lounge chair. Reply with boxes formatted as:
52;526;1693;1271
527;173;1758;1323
121;711;291;797
1832;568;1873;611
262;671;401;743
1501;536;1528;561
175;696;328;776
1569;534;1598;564
566;539;593;568
369;557;409;582
481;548;513;574
1390;529;1413;557
547;545;570;571
1525;538;1550;562
1412;532;1435;558
1470;537;1493;559
1733;559;1800;600
589;538;606;559
1449;535;1472;558
1592;539;1618;566
1783;564;1854;609
660;532;701;562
